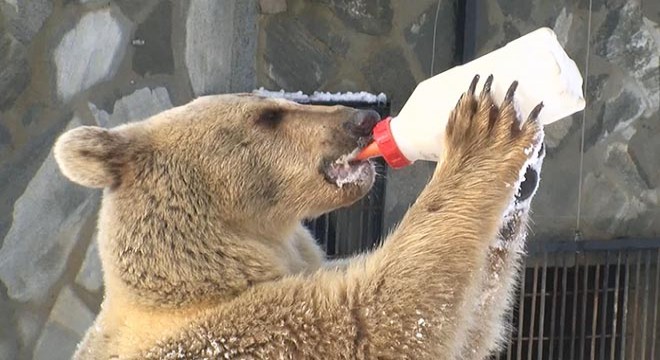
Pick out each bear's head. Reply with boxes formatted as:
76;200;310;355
55;94;379;222
53;94;380;306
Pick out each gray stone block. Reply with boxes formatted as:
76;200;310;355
259;0;286;14
263;15;338;92
0;282;18;360
33;287;94;360
54;8;132;101
89;87;173;128
0;0;53;43
16;308;42;354
496;0;532;21
230;0;258;93
316;0;393;36
362;46;416;113
79;0;110;6
0;117;99;303
132;0;174;76
0;122;10;157
185;0;236;96
0;32;30;110
75;235;102;293
628;116;660;188
298;9;349;56
596;3;659;110
115;0;161;22
404;1;459;76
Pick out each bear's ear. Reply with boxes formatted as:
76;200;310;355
54;126;131;188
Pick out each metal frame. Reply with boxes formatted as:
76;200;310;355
495;240;660;360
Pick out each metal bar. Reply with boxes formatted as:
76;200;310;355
609;252;622;360
590;264;600;360
559;255;569;360
579;257;589;360
640;251;651;359
336;211;343;255
507;307;514;360
650;249;660;360
599;252;610;360
517;268;527;360
537;254;548;360
527;264;539;360
548;258;560;360
570;254;581;360
324;214;330;255
365;195;373;249
630;251;642;360
358;204;365;250
620;252;631;359
526;238;660;255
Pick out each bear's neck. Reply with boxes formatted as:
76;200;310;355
97;192;301;309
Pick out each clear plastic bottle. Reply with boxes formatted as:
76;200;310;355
356;27;586;168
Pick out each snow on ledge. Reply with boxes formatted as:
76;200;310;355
253;88;388;105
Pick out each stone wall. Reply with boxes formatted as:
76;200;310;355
0;0;657;359
468;0;659;241
0;1;257;358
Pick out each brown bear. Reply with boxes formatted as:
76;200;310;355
53;75;544;359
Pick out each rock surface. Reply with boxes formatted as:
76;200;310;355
316;0;393;35
473;0;660;240
75;236;103;293
54;8;131;101
404;1;459;76
263;16;338;93
1;0;53;43
89;87;172;128
259;0;286;14
0;118;99;302
32;287;94;360
184;0;235;96
0;33;30;110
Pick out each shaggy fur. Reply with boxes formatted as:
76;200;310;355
53;76;544;359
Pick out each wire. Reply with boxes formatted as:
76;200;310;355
575;0;593;240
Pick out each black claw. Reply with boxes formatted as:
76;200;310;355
482;74;494;94
529;102;544;121
504;81;519;102
456;93;464;107
468;74;480;95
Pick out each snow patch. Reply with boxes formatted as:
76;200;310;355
253;88;388;104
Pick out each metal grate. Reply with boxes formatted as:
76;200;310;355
495;240;660;360
297;96;391;258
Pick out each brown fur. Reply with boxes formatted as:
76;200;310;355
54;78;543;359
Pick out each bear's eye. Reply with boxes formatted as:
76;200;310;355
255;109;283;129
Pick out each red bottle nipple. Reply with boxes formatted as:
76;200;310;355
355;117;411;169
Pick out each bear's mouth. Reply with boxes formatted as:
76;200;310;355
323;147;376;189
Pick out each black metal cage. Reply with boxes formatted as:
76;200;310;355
496;240;660;360
286;94;392;258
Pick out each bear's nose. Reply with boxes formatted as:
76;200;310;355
342;110;381;137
